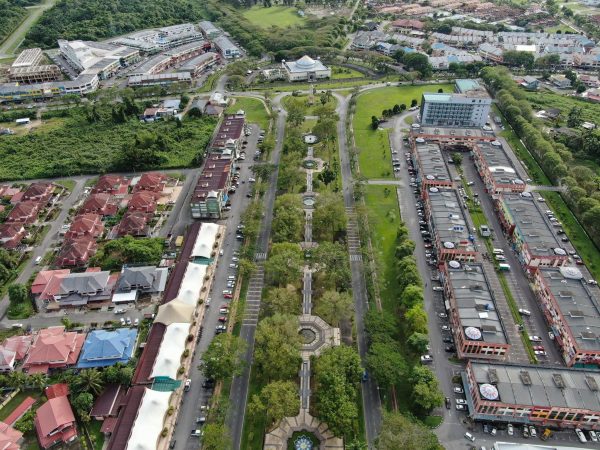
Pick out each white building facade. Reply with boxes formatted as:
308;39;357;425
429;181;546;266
282;55;331;82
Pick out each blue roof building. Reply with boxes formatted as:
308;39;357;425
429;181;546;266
77;328;137;368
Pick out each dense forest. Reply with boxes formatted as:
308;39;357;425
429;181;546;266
23;0;208;48
0;0;28;44
0;100;216;181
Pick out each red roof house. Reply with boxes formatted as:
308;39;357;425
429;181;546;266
5;201;40;224
2;335;32;361
31;269;71;296
22;182;53;204
65;214;104;240
92;175;129;196
0;421;23;450
80;194;118;216
23;327;85;374
45;383;69;399
34;394;77;449
55;236;97;267
91;384;125;421
0;224;26;249
127;191;158;214
117;212;149;237
391;19;425;30
133;173;166;193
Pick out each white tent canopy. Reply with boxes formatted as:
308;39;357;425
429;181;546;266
177;262;207;307
155;300;195;326
150;323;190;380
191;223;219;259
126;388;171;450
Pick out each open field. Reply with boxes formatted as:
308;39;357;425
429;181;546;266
330;65;365;80
242;5;305;28
353;84;453;179
525;90;600;124
226;96;271;131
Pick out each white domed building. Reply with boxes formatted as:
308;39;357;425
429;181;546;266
281;55;331;82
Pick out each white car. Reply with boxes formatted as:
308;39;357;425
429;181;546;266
432;286;443;292
126;317;132;326
248;177;256;183
576;429;587;443
464;432;475;442
453;386;464;394
518;308;531;316
507;423;514;436
420;354;433;363
529;335;542;342
455;399;467;405
589;430;599;442
441;325;450;331
529;426;536;438
114;308;126;314
133;318;139;326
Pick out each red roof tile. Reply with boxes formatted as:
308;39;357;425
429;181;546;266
2;335;32;361
55;236;97;267
22;182;53;202
0;224;25;248
127;191;158;213
45;383;69;399
92;175;129;196
81;194;118;216
134;173;166;192
106;386;145;450
31;269;70;295
65;214;103;240
0;421;23;450
23;327;85;373
91;384;124;418
117;211;149;237
5;201;39;224
34;396;76;449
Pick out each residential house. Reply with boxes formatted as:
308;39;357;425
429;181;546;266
45;383;69;400
77;328;137;368
0;224;26;248
65;214;104;240
34;390;77;448
520;75;540;90
21;182;53;204
363;21;378;31
585;88;600;102
579;74;600;88
116;211;150;237
112;266;168;303
0;422;23;450
133;172;166;193
80;194;118;216
49;270;116;307
550;74;572;88
0;348;16;372
2;335;32;362
90;384;125;423
91;175;129;196
31;269;70;296
5;201;40;224
23;326;85;373
55;236;97;267
127;191;159;214
391;19;424;34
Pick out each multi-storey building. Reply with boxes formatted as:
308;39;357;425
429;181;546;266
9;65;62;84
463;361;600;429
411;139;454;189
423;187;478;261
473;140;526;193
494;192;568;270
441;262;510;360
532;266;600;368
190;157;232;219
208;114;246;155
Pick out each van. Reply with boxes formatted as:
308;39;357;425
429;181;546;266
492;248;504;255
35;256;42;265
498;263;511;271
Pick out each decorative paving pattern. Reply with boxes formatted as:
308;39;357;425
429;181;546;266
263;410;344;450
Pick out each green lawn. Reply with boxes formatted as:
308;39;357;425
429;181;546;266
242;6;305;28
353;84;453;179
282;94;336;117
0;390;42;421
226;97;271;132
524;91;600;125
87;420;105;450
363;185;402;313
330;65;365;80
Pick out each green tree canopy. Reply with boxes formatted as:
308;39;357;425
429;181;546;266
201;334;247;380
254;314;302;381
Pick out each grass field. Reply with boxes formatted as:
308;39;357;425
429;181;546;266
330;65;365;80
242;5;305;28
353;84;453;179
226;97;271;132
282;94;335;117
525;90;600;125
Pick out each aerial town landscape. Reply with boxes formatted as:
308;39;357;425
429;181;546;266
1;0;600;449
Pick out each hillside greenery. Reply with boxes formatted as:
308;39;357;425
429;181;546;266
23;0;207;48
0;98;216;181
0;0;28;44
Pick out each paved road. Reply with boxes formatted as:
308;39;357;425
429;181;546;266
227;94;285;450
171;127;259;450
0;177;87;320
334;92;382;448
0;0;57;57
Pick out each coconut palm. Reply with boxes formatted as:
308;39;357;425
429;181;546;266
28;373;48;393
75;369;104;395
7;371;27;390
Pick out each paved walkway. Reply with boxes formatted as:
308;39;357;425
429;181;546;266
366;179;404;186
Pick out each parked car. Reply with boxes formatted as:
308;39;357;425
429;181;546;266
529;426;537;438
420;354;433;364
575;428;587;443
464;432;475;442
529;335;542;342
432;286;443;292
507;424;514;436
441;325;450;331
455;399;467;405
190;430;203;437
453;386;464;394
456;404;466;411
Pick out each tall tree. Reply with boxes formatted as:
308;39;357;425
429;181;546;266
254;314;302;381
248;380;299;425
201;334;247;380
262;285;301;316
377;412;442;450
201;423;232;450
312;192;347;242
366;342;408;389
264;243;304;287
75;369;104;395
314;290;354;327
410;366;444;413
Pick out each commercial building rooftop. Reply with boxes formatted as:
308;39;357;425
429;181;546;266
476;140;524;186
539;266;600;352
469;361;600;410
191;157;231;202
446;263;507;344
414;140;452;183
12;48;43;68
455;78;484;93
500;193;564;256
427;187;475;252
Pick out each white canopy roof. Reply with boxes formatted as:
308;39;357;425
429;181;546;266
191;223;220;259
177;262;207;307
155;299;195;326
126;388;171;450
150;323;190;380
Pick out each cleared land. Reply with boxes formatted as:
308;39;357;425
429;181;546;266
242;5;305;28
353;84;453;179
330;65;365;80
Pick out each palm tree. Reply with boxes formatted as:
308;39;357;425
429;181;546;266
75;369;104;395
28;373;48;393
7;371;27;391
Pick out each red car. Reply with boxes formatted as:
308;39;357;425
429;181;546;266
223;293;233;299
218;316;228;323
533;346;544;351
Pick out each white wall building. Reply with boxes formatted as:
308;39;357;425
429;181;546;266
281;55;331;82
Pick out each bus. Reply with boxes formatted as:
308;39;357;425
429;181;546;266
498;263;511;271
175;235;184;247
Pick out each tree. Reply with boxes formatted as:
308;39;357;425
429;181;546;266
287;102;305;127
72;392;94;421
567;106;583;128
74;369;104;395
314;290;354;327
400;285;424;310
405;304;428;334
263;285;301;316
102;364;133;385
451;152;462;165
395;240;415;259
201;334;247;380
28;373;47;393
248;380;299;424
371;115;379;130
410;99;418;107
312;242;351;291
312;192;347;242
407;332;430;354
410;366;444;413
502;50;535;69
8;283;28;304
377;412;442;450
201;423;232;450
272;194;304;242
365;309;398;345
264;243;304;287
366;342;408;389
14;410;35;434
402;53;432;78
254;314;302;381
7;371;27;390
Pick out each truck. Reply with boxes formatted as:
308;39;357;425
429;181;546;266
175;235;184;247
